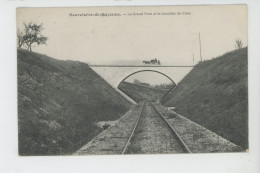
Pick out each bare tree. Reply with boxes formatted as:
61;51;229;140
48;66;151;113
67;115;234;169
235;39;243;49
17;29;24;48
23;22;48;51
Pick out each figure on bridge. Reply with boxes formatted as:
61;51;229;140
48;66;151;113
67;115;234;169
143;58;161;65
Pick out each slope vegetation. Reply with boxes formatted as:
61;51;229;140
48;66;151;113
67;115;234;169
161;48;248;149
18;49;131;155
118;81;170;103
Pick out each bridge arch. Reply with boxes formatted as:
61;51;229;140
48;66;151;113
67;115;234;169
89;66;193;104
118;69;176;87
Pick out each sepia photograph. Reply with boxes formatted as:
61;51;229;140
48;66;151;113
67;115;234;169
16;5;248;156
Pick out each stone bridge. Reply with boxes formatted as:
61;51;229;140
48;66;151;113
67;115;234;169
89;65;193;104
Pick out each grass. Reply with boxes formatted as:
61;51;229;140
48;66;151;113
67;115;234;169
18;49;131;155
118;81;170;103
161;47;248;149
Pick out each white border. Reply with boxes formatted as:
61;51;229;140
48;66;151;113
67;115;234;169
0;0;259;173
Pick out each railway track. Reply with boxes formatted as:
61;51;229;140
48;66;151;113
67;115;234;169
75;100;241;155
122;101;191;154
75;101;191;155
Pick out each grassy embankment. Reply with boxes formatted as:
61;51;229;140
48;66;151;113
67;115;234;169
18;49;131;155
161;48;248;149
118;81;172;103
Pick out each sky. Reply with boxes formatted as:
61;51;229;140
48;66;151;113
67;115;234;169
16;5;247;66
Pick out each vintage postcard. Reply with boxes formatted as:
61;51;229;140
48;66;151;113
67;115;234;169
17;5;248;155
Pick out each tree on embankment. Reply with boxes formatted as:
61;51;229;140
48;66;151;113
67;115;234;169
17;22;48;51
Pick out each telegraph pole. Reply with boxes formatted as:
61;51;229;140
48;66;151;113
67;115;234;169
199;32;202;62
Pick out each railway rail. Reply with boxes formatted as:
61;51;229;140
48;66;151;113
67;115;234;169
121;101;145;154
74;102;145;155
150;102;192;153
